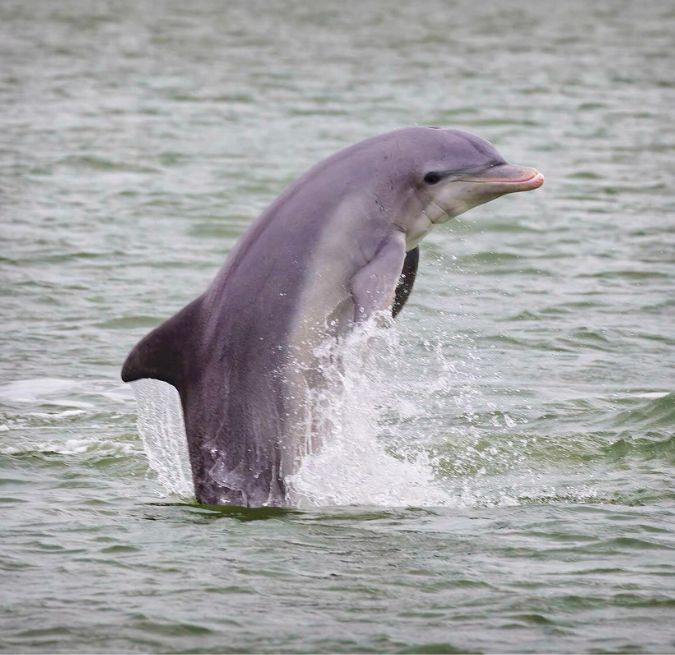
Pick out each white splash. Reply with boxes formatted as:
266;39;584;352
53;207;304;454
286;317;453;507
132;379;194;498
129;318;596;508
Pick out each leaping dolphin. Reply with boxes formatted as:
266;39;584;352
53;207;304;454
122;127;543;506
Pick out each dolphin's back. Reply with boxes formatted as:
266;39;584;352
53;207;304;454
122;129;427;505
122;156;356;504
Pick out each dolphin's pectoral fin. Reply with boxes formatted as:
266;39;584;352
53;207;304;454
350;232;406;322
121;297;202;390
392;246;419;318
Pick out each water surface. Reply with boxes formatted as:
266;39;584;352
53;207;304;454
1;1;674;652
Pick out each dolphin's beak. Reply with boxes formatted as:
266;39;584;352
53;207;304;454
461;163;544;194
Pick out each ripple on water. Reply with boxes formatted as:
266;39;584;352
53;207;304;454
2;0;675;652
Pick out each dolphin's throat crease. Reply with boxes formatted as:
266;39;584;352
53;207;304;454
122;126;544;507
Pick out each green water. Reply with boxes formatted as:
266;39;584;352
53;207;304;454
1;0;674;652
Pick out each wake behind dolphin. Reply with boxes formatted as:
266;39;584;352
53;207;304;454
122;127;543;507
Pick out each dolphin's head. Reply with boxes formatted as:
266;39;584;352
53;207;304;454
403;128;543;239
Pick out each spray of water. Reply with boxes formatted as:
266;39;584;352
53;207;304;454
131;318;588;507
132;379;193;498
286;317;452;507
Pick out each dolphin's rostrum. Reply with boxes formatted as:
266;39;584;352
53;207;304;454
122;127;543;506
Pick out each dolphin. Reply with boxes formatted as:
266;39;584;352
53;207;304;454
122;127;543;506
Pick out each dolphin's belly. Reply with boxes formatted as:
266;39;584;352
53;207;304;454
190;201;365;504
276;205;383;481
188;187;392;504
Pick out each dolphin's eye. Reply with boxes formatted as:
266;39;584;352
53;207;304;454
424;172;442;185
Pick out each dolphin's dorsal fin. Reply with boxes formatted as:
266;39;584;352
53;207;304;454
121;298;202;390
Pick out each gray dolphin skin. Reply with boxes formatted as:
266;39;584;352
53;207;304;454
122;127;544;506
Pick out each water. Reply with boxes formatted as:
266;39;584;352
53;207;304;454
1;0;674;651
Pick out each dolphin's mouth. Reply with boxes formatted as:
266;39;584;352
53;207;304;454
461;164;544;193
